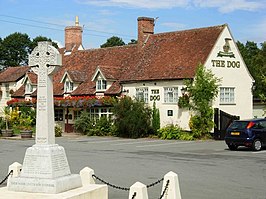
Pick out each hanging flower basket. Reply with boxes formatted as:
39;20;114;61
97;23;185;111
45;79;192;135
54;96;117;108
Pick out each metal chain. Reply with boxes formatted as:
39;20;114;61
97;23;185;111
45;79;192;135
131;192;137;199
92;174;130;191
0;170;13;185
92;173;166;199
158;179;170;199
147;177;164;188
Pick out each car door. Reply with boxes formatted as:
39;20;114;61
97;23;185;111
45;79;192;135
259;121;266;143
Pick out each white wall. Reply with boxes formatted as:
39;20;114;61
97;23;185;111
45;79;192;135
122;26;253;129
122;81;190;130
0;78;24;115
204;25;254;120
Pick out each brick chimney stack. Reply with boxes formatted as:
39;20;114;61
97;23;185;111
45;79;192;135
65;16;83;52
137;17;155;48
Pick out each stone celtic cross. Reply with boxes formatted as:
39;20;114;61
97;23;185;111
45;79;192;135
29;42;62;145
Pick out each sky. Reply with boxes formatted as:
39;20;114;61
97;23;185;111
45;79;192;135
0;0;266;49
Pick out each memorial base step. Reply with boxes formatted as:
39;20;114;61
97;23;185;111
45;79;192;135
8;174;81;194
0;184;108;199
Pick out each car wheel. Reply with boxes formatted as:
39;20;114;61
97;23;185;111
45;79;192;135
252;139;262;151
228;144;238;151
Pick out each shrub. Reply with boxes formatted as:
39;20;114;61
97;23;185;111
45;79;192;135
189;112;213;139
87;117;112;136
55;124;62;137
151;101;160;134
158;124;195;140
112;96;152;138
178;131;195;140
183;64;220;138
73;111;92;134
157;124;182;140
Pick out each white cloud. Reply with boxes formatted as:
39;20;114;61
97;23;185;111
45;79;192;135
161;22;187;30
76;0;266;12
193;0;265;13
98;9;116;16
76;0;189;9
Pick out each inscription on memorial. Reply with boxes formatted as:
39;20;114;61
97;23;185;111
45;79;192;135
38;96;47;111
51;153;69;172
36;137;47;144
22;154;51;175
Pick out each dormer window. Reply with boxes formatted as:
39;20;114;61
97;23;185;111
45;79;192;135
97;79;107;91
5;83;10;98
25;82;33;93
64;80;74;93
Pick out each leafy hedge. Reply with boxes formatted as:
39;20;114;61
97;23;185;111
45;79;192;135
157;124;195;140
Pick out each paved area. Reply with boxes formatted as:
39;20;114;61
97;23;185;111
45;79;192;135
1;135;266;199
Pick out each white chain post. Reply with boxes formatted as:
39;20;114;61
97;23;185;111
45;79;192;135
80;167;95;186
161;171;182;199
129;181;148;199
7;162;22;187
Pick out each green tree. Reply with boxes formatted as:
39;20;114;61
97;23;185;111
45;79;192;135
30;36;58;52
237;41;266;98
100;36;125;48
0;33;58;68
74;111;92;134
0;37;4;69
151;101;160;134
112;96;152;138
1;32;31;67
184;64;220;138
128;39;137;45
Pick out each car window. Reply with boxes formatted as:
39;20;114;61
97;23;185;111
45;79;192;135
229;121;249;130
259;121;266;128
253;123;263;129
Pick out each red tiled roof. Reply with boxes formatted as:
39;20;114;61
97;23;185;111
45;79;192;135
27;71;38;84
105;81;122;95
98;65;121;80
121;25;225;81
70;81;95;96
66;70;86;82
0;66;30;82
6;24;226;98
12;85;25;97
53;45;138;95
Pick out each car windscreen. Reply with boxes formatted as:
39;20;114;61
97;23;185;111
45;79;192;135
228;121;249;130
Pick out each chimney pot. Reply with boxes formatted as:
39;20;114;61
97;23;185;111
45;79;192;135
65;16;83;52
137;17;155;48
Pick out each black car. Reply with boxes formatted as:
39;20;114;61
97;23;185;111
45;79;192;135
225;118;266;151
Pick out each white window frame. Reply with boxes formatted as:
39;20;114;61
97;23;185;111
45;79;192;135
136;87;148;103
220;87;235;104
164;87;178;103
97;79;107;91
64;80;74;93
5;83;9;98
89;108;112;123
25;81;33;94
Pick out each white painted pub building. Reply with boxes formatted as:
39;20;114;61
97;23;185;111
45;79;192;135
0;17;254;132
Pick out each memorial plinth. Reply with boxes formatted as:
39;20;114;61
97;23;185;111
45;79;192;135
7;42;82;194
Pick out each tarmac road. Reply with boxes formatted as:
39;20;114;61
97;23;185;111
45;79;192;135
0;135;266;199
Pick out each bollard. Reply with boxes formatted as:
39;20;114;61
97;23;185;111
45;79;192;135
7;162;22;186
129;181;148;199
80;167;95;186
161;171;182;199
